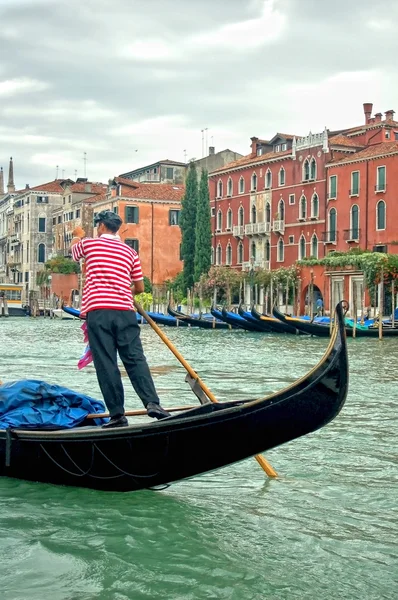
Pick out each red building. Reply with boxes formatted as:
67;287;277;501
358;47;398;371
209;103;398;312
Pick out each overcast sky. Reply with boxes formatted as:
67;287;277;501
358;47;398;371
0;0;397;187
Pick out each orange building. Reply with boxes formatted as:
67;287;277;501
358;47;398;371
92;177;184;289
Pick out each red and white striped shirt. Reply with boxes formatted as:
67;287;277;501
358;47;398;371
71;235;143;317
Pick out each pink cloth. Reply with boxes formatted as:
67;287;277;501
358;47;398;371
78;322;93;370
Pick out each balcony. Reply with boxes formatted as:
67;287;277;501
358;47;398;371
349;188;360;197
321;231;338;243
344;229;360;242
375;184;386;193
272;219;285;233
233;225;244;237
10;235;20;245
257;221;271;235
241;259;267;272
245;223;255;235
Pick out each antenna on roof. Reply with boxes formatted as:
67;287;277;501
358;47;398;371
74;169;77;180
62;169;65;178
83;152;87;178
205;127;208;156
184;149;187;162
55;165;59;179
201;130;204;157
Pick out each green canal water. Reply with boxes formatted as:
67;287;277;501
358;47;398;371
0;317;397;600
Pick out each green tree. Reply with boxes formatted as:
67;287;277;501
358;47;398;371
194;169;212;282
180;161;198;291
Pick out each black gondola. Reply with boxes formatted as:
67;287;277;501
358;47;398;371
0;302;348;492
167;305;232;329
237;305;274;332
272;306;398;338
220;306;267;332
245;305;300;335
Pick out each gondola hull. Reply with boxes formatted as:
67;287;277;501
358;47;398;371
0;303;348;491
167;306;231;329
245;305;300;335
273;306;398;338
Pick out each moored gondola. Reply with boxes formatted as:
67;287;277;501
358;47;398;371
237;305;274;332
244;305;301;335
273;306;398;338
218;306;267;332
0;302;349;491
167;305;231;329
62;305;189;327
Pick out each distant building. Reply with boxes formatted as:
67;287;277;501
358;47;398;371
0;158;22;283
192;147;243;177
119;160;186;185
91;177;185;289
52;179;107;257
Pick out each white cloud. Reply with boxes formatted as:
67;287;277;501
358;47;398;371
0;78;50;97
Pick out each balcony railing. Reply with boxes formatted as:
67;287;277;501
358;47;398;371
321;231;338;243
343;228;360;241
375;183;386;192
245;223;255;235
272;219;285;233
257;221;271;234
233;225;244;237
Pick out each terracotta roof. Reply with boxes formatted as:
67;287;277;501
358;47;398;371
328;142;398;165
83;193;106;204
23;179;69;194
329;135;365;148
70;182;107;194
345;120;398;136
210;148;292;175
114;176;140;189
119;182;184;201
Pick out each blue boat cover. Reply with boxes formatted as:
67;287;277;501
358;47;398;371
0;380;108;429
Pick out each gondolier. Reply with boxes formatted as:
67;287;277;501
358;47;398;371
70;210;170;428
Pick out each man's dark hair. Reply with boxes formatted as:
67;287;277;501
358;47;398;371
94;210;122;233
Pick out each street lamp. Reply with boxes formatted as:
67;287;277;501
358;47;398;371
249;255;255;307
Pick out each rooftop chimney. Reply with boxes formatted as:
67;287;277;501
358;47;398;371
375;112;382;123
25;184;29;189
0;167;4;195
385;109;395;121
250;136;259;156
209;146;215;156
363;103;373;124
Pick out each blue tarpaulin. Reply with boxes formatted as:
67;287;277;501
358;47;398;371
0;380;108;429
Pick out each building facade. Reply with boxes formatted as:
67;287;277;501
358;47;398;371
209;103;398;311
119;160;187;184
90;177;184;289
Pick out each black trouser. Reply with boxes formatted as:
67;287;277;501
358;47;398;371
86;309;160;417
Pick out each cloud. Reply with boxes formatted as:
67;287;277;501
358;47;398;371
0;0;397;186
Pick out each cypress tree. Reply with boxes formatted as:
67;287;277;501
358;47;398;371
180;161;198;291
194;169;212;282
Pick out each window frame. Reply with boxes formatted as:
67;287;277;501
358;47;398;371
376;200;386;231
125;205;139;224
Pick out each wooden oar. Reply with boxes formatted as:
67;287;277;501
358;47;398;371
87;404;196;419
134;300;278;478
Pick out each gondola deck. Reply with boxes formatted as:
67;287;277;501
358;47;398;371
0;303;348;492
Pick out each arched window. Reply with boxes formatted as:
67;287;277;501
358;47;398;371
251;172;257;191
238;206;244;226
300;196;307;220
265;202;271;223
351;204;359;239
239;177;245;194
237;242;244;264
251;204;257;223
227;208;232;230
277;238;284;262
211;247;215;264
217;180;223;198
37;243;45;263
310;158;316;180
250;242;256;261
278;199;285;221
226;243;232;265
303;159;310;181
311;234;318;258
279;167;286;186
311;193;319;218
376;200;386;230
329;208;337;242
265;169;272;189
265;239;270;261
227;178;233;197
217;209;222;231
299;235;306;260
216;244;222;265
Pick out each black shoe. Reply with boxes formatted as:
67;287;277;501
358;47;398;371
147;402;171;420
102;415;128;428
